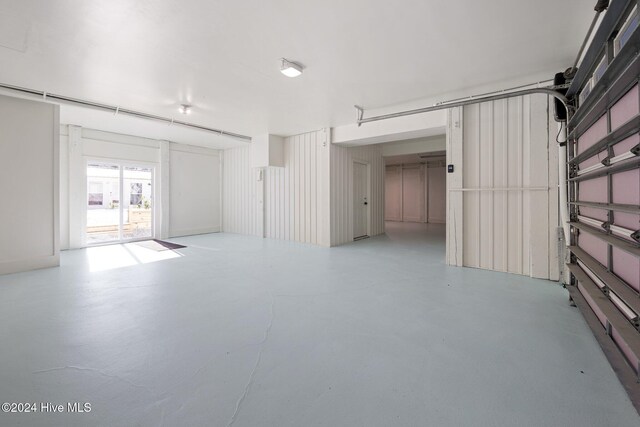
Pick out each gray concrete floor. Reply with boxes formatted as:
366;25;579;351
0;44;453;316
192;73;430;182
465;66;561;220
0;222;638;426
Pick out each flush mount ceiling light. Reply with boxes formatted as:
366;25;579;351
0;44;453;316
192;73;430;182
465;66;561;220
178;104;192;115
280;58;303;77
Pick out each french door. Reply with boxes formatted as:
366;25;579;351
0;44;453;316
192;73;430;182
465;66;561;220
86;162;154;245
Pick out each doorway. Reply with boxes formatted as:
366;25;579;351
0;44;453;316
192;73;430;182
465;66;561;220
86;162;154;245
353;160;370;240
384;152;446;225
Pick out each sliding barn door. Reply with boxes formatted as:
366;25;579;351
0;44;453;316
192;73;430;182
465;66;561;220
446;95;559;280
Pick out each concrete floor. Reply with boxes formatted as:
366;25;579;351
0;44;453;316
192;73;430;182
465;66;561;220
0;222;638;426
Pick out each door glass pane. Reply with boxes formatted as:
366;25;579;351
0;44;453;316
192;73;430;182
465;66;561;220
122;166;153;240
87;163;120;244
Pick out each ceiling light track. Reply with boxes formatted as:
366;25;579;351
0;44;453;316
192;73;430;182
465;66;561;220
0;82;252;141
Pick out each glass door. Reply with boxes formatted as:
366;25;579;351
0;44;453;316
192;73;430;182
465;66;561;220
87;163;121;245
122;166;153;240
86;162;154;245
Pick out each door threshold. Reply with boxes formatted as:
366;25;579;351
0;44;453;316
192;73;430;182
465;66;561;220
353;235;370;241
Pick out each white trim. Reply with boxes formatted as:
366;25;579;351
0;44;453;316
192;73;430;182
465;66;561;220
169;226;221;238
0;255;59;276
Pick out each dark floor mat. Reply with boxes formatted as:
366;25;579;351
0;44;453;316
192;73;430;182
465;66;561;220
134;239;186;251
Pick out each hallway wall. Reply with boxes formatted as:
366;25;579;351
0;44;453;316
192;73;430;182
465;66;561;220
384;164;446;224
330;144;385;246
223;129;331;246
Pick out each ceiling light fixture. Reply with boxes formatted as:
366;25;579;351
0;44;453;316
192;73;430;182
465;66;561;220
178;104;192;115
280;58;303;77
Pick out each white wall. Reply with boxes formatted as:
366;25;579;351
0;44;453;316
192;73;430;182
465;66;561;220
222;129;331;246
332;109;447;146
330;144;385;246
384;164;446;224
222;146;260;237
222;129;384;248
169;145;221;237
60;125;222;248
446;96;559;280
381;135;446;157
401;166;425;222
385;166;402;221
0;95;59;275
264;131;331;246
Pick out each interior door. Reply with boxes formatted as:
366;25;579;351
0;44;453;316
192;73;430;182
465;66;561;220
402;166;424;222
353;161;369;239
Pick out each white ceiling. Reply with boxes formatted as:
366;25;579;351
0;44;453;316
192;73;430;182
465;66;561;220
0;1;594;145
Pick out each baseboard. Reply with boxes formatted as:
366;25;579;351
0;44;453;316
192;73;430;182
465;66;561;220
169;226;221;238
0;254;60;276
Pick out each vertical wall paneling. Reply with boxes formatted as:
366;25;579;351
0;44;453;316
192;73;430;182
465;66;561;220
447;107;464;266
168;144;221;237
224;129;331;246
222;145;258;236
450;95;558;280
427;166;446;223
401;166;425;222
385;166;403;221
385;162;446;224
330;144;385;246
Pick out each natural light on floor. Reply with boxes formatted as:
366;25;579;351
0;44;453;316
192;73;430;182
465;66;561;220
87;242;182;272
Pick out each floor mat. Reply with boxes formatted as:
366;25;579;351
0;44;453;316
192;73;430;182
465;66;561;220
134;239;186;251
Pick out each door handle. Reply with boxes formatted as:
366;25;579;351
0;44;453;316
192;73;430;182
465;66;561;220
364;202;368;205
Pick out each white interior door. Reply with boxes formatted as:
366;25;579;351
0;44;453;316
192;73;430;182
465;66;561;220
353;161;369;239
402;166;424;222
